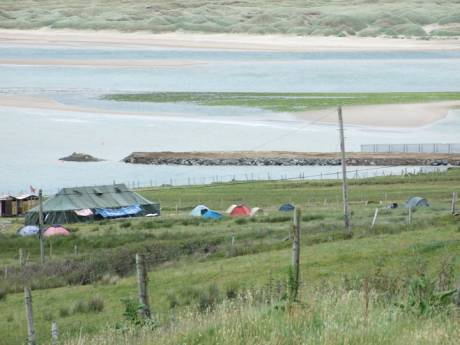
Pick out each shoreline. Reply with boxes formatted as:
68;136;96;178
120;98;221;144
0;94;458;128
123;151;460;167
0;29;459;52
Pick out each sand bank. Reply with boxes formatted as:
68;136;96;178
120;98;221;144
1;94;458;128
0;59;206;68
0;29;459;51
295;102;460;127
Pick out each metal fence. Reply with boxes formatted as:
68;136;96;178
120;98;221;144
361;143;460;154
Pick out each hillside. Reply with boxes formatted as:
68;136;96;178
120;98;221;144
0;169;459;344
1;1;460;38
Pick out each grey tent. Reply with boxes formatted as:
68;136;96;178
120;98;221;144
25;184;160;225
405;197;429;209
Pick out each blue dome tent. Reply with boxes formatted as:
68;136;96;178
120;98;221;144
279;203;295;212
202;210;223;220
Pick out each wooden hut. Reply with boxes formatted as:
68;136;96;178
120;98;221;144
16;194;39;215
0;195;18;217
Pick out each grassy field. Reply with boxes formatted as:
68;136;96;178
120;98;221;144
0;1;459;38
104;92;460;113
0;169;459;344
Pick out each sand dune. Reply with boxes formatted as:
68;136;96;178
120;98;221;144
1;29;459;51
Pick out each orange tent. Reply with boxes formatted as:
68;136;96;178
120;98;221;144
230;204;251;217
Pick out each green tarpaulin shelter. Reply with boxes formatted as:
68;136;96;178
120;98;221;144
25;184;160;225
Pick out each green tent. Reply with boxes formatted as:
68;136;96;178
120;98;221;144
25;184;160;225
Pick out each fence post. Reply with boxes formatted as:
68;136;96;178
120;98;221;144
24;287;37;345
51;321;59;345
19;248;27;268
370;208;379;229
291;208;301;301
407;207;412;225
451;192;457;215
136;254;151;319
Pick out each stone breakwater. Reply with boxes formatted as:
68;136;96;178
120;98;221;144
123;152;460;167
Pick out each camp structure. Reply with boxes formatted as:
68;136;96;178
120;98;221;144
18;225;40;237
279;203;295;212
0;195;18;217
16;194;39;215
225;204;237;214
229;204;251;217
190;205;209;217
202;210;223;220
405;197;429;209
44;225;70;237
250;207;264;217
25;184;160;225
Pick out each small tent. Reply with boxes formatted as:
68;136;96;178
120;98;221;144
405;197;429;209
225;204;237;214
18;225;40;237
44;225;70;237
190;205;209;217
279;203;295;212
250;207;264;216
230;204;251;217
202;210;223;220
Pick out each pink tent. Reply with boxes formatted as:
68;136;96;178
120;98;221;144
43;226;70;237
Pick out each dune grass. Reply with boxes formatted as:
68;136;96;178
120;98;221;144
0;1;459;38
104;92;460;113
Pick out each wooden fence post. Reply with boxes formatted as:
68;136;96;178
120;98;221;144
24;287;37;345
19;248;27;268
38;189;45;264
136;254;151;319
451;192;457;215
51;321;59;345
291;208;301;301
370;208;379;229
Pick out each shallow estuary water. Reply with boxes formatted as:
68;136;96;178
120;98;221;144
1;46;460;194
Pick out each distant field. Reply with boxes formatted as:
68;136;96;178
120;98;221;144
105;92;460;112
0;1;460;37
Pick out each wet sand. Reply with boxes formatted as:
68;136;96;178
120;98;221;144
1;94;458;128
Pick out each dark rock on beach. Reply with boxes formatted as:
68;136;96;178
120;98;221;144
59;152;103;162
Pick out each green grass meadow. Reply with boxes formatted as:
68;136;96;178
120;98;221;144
0;169;459;344
104;92;460;113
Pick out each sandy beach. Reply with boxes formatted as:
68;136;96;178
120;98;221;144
1;94;458;128
1;29;459;51
295;102;460;127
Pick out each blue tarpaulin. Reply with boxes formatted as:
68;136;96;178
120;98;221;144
202;210;223;220
95;204;143;218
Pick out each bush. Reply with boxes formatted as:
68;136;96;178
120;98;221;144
0;287;7;302
59;306;70;318
120;221;132;228
88;297;104;313
198;283;221;312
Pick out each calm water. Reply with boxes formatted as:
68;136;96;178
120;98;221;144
1;46;460;194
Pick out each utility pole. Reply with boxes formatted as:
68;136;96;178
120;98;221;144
38;189;45;264
338;106;352;235
291;208;301;301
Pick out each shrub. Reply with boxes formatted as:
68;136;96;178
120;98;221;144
59;306;70;318
198;283;221;312
0;287;7;301
120;221;132;228
88;297;104;313
225;283;238;300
